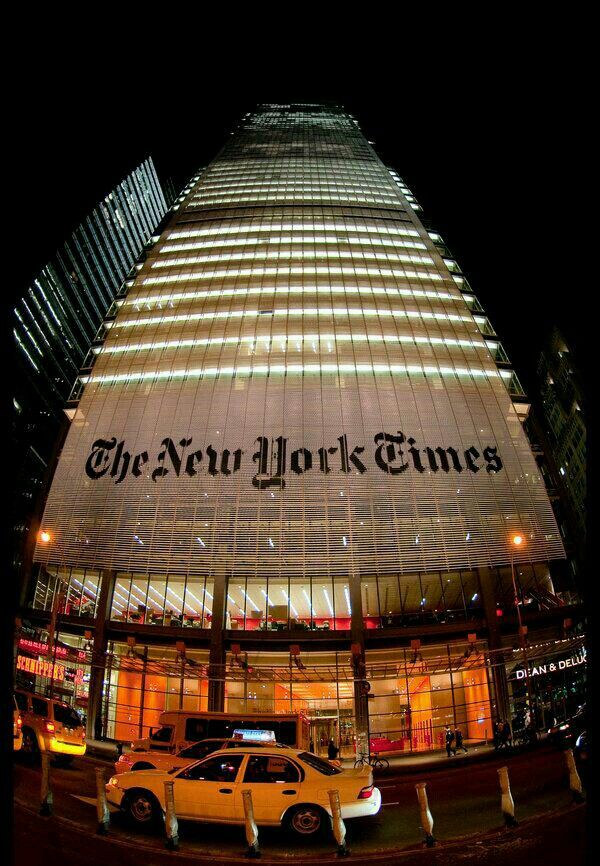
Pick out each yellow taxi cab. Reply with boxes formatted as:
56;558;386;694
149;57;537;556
107;745;381;836
13;696;23;751
15;689;86;764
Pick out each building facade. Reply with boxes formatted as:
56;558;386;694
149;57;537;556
533;329;585;561
19;105;584;756
12;158;174;588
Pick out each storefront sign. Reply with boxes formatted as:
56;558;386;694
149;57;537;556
85;433;504;488
17;655;65;681
515;648;586;679
18;638;87;661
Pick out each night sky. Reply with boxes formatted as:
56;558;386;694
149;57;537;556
10;61;585;399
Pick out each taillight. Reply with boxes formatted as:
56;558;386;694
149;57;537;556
44;720;56;733
358;785;374;799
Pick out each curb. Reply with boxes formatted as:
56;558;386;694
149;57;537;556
14;800;585;865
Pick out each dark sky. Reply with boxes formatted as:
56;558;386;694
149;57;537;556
10;58;585;399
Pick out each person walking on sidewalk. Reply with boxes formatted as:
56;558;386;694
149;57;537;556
454;725;468;753
327;738;339;761
444;724;456;757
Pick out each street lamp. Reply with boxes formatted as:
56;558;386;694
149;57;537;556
509;533;535;733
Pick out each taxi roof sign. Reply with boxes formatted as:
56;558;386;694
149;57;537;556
232;728;276;742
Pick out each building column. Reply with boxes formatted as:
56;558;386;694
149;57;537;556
349;571;369;753
477;566;511;724
208;570;227;712
86;569;115;741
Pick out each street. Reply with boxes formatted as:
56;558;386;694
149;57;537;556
12;743;587;863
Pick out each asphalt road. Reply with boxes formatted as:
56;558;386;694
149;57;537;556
12;743;585;863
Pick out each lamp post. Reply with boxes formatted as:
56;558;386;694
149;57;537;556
509;534;535;734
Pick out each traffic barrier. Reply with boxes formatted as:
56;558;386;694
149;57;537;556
564;749;585;803
163;780;179;850
39;753;53;816
95;767;110;835
241;789;260;858
415;782;435;847
328;789;350;857
497;766;517;826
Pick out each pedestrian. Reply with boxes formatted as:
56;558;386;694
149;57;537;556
309;738;315;754
501;720;512;749
444;724;456;757
454;725;468;753
327;738;339;761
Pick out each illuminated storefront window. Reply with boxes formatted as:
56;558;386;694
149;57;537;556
103;643;210;741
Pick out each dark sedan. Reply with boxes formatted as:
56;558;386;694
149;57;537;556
547;705;587;748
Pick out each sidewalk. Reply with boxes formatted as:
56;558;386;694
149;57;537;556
86;737;515;773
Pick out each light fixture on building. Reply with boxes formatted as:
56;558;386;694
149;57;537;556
39;529;52;544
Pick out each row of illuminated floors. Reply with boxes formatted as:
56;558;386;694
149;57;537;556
29;562;563;632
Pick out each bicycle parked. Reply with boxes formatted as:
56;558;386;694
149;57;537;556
354;751;390;770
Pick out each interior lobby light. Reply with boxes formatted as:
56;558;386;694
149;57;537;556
39;530;52;544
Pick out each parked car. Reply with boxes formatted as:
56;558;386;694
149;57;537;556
107;746;381;836
13;696;23;751
114;737;286;774
547;704;587;748
14;689;86;764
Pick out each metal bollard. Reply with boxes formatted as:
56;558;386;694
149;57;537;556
497;766;517;827
415;782;435;847
95;767;110;834
564;749;585;803
39;753;53;816
163;780;179;850
328;789;350;857
242;789;260;858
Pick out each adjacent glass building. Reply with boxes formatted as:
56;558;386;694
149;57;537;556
20;104;585;755
12;158;173;591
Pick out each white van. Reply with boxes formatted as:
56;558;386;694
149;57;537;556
130;711;306;754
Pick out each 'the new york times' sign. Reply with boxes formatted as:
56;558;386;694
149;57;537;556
85;430;503;489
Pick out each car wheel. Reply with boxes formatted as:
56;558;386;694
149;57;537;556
21;728;40;763
285;804;326;836
131;762;156;771
124;789;162;829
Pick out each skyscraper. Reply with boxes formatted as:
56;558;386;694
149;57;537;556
12;158;173;587
22;105;584;751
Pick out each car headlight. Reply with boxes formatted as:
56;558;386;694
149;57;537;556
108;776;120;786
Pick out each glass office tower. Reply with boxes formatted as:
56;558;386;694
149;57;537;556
23;105;583;754
12;157;174;599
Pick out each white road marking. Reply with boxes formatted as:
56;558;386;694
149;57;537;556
71;794;120;812
382;801;400;806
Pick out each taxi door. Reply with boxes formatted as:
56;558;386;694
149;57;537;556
233;753;301;825
172;753;245;821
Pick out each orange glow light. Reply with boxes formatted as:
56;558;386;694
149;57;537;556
39;530;52;544
511;533;524;547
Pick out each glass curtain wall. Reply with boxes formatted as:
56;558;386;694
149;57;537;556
31;565;102;618
225;569;485;630
104;642;210;741
109;572;214;627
